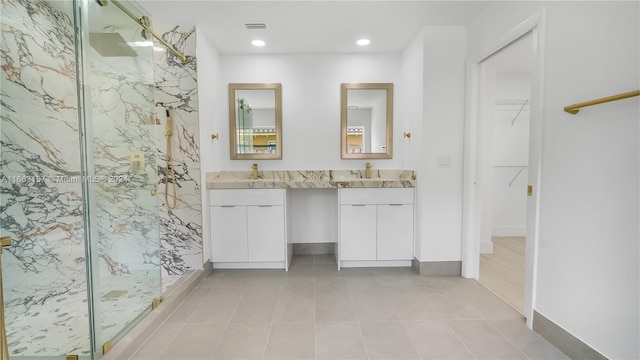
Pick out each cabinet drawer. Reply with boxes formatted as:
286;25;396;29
210;189;285;206
339;188;414;205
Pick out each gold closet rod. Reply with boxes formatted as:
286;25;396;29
99;0;188;64
564;90;639;114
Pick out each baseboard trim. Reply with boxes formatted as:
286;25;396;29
480;241;494;254
533;310;608;360
213;261;285;269
492;226;526;237
413;260;462;276
292;242;336;255
340;260;412;268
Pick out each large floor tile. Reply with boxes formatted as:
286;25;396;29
283;264;315;286
431;301;484;320
491;319;570;359
447;319;528;359
455;282;523;319
315;287;357;321
403;320;474;359
315;321;367;359
359;321;421;359
211;323;271;359
165;287;212;324
264;323;315;359
249;269;285;287
187;287;245;324
314;254;337;264
343;268;380;286
315;264;347;287
130;323;182;359
159;323;226;359
230;287;280;323
272;286;315;322
349;285;398;321
215;270;256;288
384;285;441;321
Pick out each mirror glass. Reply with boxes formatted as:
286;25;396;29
341;83;393;159
229;83;282;159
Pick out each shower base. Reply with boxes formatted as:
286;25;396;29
6;273;179;358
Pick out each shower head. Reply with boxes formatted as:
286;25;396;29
89;32;138;57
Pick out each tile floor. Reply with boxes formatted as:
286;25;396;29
129;255;568;360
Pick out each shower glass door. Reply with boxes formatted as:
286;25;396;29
78;0;161;355
1;0;92;357
2;0;160;357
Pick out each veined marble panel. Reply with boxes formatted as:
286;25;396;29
154;25;203;276
206;169;416;189
1;0;91;355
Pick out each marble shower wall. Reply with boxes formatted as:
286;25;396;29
0;0;91;355
87;14;160;280
154;25;203;276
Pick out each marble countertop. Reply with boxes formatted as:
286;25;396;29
206;169;416;189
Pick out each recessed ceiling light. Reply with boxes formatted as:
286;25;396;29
251;40;266;47
356;38;370;46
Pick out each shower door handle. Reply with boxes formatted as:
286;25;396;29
0;237;10;250
1;235;11;360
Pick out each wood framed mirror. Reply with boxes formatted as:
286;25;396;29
341;83;393;159
229;83;282;160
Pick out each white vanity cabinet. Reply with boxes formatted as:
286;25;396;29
209;189;286;268
339;188;414;267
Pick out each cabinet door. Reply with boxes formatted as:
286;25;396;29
340;204;377;261
247;205;285;262
211;206;248;262
377;204;414;260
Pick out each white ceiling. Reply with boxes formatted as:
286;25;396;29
139;1;494;54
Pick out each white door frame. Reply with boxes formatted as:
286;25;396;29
461;10;546;327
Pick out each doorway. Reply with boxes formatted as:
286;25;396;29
477;32;533;314
461;11;545;325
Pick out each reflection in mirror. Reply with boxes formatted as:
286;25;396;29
229;83;282;160
341;83;393;159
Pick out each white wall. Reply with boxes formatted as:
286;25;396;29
196;29;223;264
214;53;403;171
400;26;467;263
415;26;467;262
401;30;425;259
469;2;639;359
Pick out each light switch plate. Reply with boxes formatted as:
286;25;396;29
438;155;450;168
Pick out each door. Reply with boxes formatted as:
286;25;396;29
1;0;163;357
79;0;162;353
247;205;285;262
340;205;377;261
1;1;94;357
377;204;414;260
211;206;248;262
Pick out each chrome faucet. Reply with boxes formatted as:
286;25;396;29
252;163;258;180
365;162;372;179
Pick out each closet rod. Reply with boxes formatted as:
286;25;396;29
511;100;528;125
564;90;639;114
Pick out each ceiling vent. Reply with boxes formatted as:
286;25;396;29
243;22;269;30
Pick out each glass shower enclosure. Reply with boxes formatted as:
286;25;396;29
1;0;161;358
